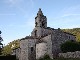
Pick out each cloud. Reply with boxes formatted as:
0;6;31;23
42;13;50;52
60;5;80;18
4;0;24;12
30;0;34;7
3;0;35;15
4;0;34;7
26;15;35;28
0;13;16;15
5;14;35;28
26;21;34;28
4;0;22;5
61;24;80;29
61;14;80;18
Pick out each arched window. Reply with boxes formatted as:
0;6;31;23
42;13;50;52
31;47;33;52
35;30;37;36
42;21;45;27
35;22;38;27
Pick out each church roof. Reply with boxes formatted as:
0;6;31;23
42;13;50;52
20;36;39;40
46;27;75;36
63;32;76;36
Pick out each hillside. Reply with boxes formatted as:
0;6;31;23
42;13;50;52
62;28;80;42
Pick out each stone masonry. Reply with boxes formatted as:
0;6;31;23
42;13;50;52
13;8;76;60
59;51;80;58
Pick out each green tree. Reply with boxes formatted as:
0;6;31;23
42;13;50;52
1;40;20;56
60;41;80;53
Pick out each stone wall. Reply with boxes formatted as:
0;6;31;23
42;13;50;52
15;48;21;60
20;38;37;60
41;35;53;59
51;29;76;58
11;48;21;60
36;42;47;59
59;51;80;58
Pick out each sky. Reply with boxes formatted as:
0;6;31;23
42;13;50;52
0;0;80;45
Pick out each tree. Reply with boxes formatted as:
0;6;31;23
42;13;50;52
1;40;20;56
60;41;80;53
0;31;3;55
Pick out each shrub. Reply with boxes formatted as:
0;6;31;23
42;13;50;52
38;55;51;60
60;41;80;53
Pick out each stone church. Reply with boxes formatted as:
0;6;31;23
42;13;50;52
12;8;76;60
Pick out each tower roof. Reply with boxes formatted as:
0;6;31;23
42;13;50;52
39;8;41;11
37;8;43;16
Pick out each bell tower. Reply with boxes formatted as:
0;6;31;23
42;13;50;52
31;8;47;37
35;8;47;28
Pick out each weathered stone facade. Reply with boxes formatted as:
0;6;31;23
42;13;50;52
12;48;21;59
13;8;76;60
36;42;48;59
59;51;80;58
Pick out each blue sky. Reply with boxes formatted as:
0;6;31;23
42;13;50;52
0;0;80;45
